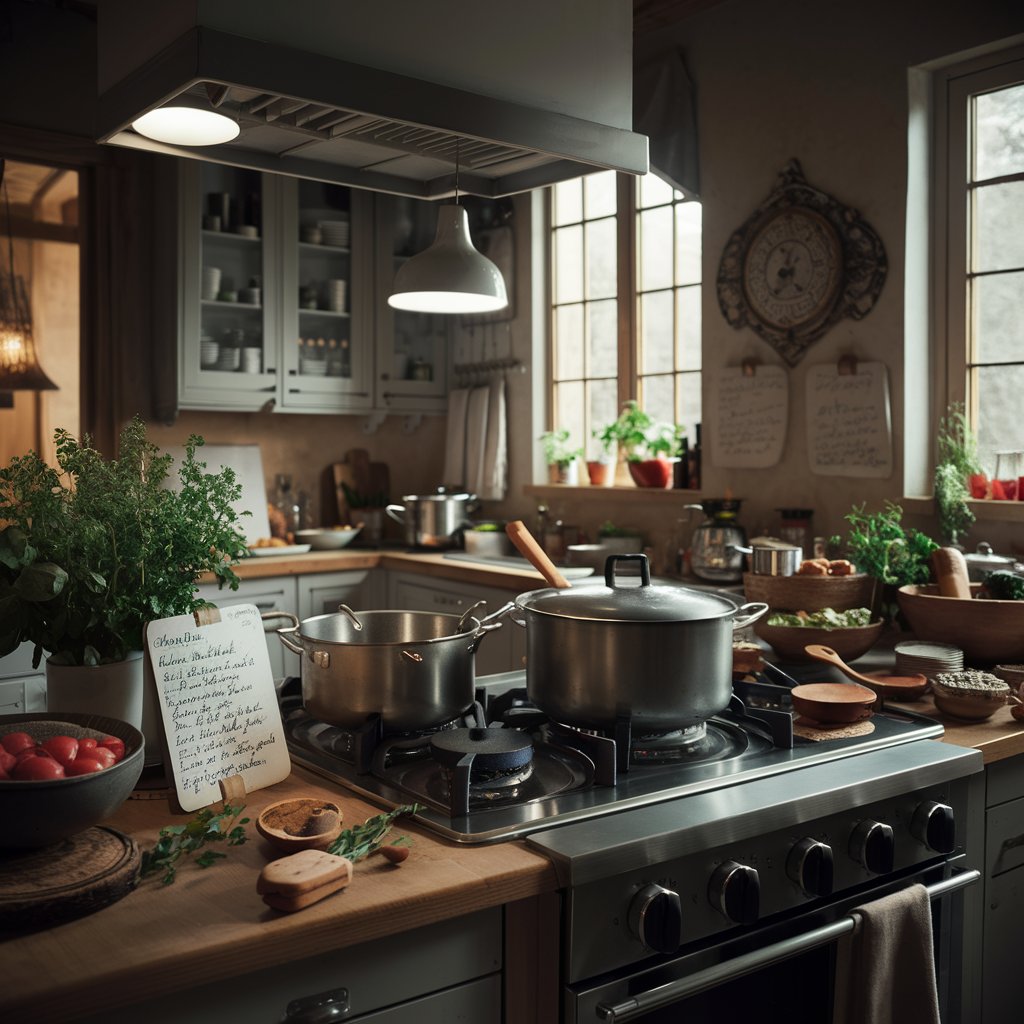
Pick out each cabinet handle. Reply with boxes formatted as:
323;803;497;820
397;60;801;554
283;986;349;1022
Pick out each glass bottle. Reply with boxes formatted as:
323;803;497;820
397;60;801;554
273;474;301;535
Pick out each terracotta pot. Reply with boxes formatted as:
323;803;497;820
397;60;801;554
628;457;672;488
586;460;613;486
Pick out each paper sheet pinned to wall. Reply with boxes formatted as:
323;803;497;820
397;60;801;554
806;361;893;478
709;365;789;468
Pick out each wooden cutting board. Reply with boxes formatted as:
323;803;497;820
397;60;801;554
332;449;390;523
0;826;140;931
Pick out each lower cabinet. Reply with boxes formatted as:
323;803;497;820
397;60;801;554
297;568;380;619
386;571;525;676
0;642;46;714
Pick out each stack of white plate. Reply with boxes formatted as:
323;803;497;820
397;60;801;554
320;219;350;247
323;278;347;312
894;640;964;677
216;347;241;372
300;358;327;376
200;337;219;368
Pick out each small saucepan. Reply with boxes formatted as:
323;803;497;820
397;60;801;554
729;543;802;577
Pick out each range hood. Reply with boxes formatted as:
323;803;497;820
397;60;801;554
96;0;648;199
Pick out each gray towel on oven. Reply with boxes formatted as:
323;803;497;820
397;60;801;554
833;882;940;1024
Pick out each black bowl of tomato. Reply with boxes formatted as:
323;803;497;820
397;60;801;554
0;712;144;848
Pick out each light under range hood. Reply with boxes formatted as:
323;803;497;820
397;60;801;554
96;1;649;200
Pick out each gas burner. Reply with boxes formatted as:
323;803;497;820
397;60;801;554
630;720;746;764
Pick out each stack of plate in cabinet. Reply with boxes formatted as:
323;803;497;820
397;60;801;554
894;640;964;678
320;219;350;248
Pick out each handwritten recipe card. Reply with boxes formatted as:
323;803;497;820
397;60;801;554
709;365;789;468
146;604;290;811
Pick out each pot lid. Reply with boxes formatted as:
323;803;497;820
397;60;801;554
401;491;476;502
964;542;1018;570
516;554;739;622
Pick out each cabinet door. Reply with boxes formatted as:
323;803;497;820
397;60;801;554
178;163;281;410
194;576;299;680
297;570;374;620
373;195;450;413
278;180;374;412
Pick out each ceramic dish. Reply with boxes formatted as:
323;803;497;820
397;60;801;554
295;527;362;551
247;544;312;557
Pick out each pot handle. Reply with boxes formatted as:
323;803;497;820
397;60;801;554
457;599;487;633
337;603;363;631
263;610;304;655
384;503;406;524
465;601;514;652
731;601;769;630
605;553;651;588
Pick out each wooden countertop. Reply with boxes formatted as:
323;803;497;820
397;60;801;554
908;696;1024;764
0;769;557;1023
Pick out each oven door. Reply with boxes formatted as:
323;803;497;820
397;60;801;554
568;863;979;1024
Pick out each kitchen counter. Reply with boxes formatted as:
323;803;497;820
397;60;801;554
0;768;558;1023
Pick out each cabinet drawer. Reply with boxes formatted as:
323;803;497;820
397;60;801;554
0;676;47;715
986;794;1024;877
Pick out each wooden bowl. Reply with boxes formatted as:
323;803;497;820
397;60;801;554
256;798;343;854
754;619;884;664
790;683;877;724
897;584;1024;665
931;688;1007;721
743;572;875;613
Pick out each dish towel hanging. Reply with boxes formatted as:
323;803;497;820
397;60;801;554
463;386;491;497
443;388;471;489
478;376;508;501
832;882;940;1024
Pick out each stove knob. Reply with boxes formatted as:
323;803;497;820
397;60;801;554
849;819;895;874
628;884;682;954
787;838;835;898
708;860;760;925
911;800;956;854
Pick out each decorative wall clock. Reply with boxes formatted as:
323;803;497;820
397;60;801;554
716;160;887;366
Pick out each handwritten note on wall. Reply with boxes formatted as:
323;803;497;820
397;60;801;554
806;362;893;478
710;365;789;468
146;604;290;812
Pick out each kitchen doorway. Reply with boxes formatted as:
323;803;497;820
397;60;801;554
0;157;80;466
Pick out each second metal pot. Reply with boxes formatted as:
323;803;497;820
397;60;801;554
385;490;480;548
512;554;768;731
274;603;505;731
731;543;802;576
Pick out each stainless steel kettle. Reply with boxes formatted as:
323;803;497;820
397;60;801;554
685;499;747;583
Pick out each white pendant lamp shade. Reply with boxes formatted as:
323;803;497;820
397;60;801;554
388;205;508;314
131;105;240;146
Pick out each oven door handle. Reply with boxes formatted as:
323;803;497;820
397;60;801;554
595;869;980;1022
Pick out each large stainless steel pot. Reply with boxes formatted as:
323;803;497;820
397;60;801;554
385;490;480;548
273;602;507;731
512;554;768;731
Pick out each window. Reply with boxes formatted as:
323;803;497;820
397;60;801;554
549;171;702;461
941;48;1024;475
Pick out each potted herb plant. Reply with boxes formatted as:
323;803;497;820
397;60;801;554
539;429;584;485
934;402;980;546
601;401;682;488
0;417;248;730
586;425;618;487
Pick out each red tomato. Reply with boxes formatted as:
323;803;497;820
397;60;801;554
42;735;79;767
89;746;117;769
1;732;36;756
15;745;47;764
98;736;126;763
14;755;66;780
65;757;105;776
0;748;15;774
78;737;98;753
0;763;8;780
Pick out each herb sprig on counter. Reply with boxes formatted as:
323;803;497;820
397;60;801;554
140;804;250;885
327;804;420;862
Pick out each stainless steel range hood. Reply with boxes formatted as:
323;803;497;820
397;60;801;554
96;0;648;199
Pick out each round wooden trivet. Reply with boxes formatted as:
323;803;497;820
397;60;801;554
793;717;876;742
0;826;140;931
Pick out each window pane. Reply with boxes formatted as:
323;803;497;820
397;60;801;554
588;379;619;457
639;172;675;209
639;206;674;291
586;217;617;299
588;298;617;377
555;304;584;380
675;285;702;371
676;371;702;443
553;179;582;226
975;364;1024;473
554;380;585;448
640;374;674;425
640;290;674;374
974;180;1024;273
675;202;702;286
584;170;617;219
975;82;1024;181
973;271;1024;364
554;224;583;303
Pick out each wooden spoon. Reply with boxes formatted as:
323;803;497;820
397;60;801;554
505;520;571;589
803;643;930;700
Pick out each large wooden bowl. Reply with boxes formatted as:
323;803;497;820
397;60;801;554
743;572;876;613
754;619;884;664
897;584;1024;665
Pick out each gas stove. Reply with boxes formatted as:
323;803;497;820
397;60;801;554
280;668;953;844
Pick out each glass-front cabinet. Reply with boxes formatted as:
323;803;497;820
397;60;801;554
179;163;279;409
373;195;450;414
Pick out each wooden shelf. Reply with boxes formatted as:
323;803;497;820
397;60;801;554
524;484;702;503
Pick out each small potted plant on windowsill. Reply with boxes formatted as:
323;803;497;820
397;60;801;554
586;426;618;487
601;401;682;489
539;429;584;485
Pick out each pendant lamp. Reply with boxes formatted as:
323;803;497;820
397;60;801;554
0;170;57;392
388;144;508;314
131;87;239;147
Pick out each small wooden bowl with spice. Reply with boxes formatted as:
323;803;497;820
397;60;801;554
256;798;343;854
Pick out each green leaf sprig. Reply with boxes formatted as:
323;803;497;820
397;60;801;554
327;804;420;862
140;804;250;886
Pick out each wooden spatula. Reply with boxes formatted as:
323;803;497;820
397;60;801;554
931;547;973;600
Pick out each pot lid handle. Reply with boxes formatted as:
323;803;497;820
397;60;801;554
605;553;651;589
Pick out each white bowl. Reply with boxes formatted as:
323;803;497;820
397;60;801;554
295;526;362;550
